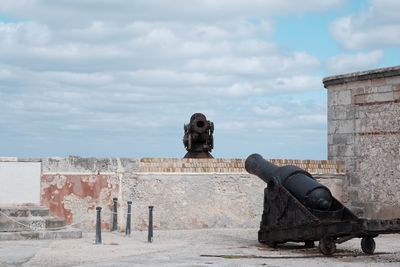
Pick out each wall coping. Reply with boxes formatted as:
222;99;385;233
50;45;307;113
139;158;345;175
1;156;346;176
323;65;400;88
0;157;42;162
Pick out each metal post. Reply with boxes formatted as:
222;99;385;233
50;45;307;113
111;197;118;232
148;206;154;243
95;206;102;244
125;201;132;236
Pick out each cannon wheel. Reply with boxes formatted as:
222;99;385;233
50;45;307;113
361;237;376;255
319;237;336;255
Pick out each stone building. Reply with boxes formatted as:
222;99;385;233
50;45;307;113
324;66;400;219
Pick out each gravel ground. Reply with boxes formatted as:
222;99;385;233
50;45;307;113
0;229;399;267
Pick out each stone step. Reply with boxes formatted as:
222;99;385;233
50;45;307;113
0;204;81;241
45;217;66;230
0;216;68;232
0;217;46;232
0;228;82;241
0;206;49;217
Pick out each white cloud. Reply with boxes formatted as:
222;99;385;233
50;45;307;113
227;83;264;96
0;0;343;25
252;105;287;116
0;1;337;158
187;52;320;77
0;22;50;45
330;0;400;49
271;75;322;91
295;114;327;124
326;50;384;74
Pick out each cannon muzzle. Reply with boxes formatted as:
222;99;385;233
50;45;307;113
183;113;214;158
245;153;333;211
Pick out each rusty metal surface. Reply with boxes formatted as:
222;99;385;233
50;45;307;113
183;113;214;158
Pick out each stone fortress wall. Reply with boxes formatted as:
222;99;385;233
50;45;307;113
36;156;345;231
324;66;400;219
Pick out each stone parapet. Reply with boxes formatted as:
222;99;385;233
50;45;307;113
323;65;400;87
41;156;139;173
34;156;346;231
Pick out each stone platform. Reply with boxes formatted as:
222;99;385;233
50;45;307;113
1;229;399;267
0;205;82;241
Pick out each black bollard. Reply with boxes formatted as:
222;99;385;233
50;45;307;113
111;197;118;232
95;206;102;244
125;201;132;236
148;206;154;243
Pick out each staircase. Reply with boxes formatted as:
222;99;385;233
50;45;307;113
0;205;82;241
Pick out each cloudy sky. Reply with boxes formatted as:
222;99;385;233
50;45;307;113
0;0;399;159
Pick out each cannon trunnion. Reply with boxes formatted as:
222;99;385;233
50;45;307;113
245;153;400;256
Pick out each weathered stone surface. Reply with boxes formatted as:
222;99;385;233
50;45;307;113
330;144;356;157
41;157;139;173
328;105;355;120
323;65;400;87
328;119;354;134
325;65;400;218
328;90;353;106
355;103;400;133
332;133;355;145
41;174;120;231
40;157;345;231
0;205;82;240
357;135;400;204
0;228;82;241
120;173;265;230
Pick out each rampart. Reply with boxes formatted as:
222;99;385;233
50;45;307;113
36;157;345;231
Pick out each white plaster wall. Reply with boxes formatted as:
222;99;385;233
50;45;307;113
0;162;41;204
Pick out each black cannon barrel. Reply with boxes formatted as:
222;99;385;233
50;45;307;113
245;153;333;211
245;153;279;184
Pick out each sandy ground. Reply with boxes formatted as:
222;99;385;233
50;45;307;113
0;229;399;267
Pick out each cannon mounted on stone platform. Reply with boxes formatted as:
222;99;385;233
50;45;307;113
245;153;400;255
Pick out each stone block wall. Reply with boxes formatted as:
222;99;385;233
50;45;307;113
38;157;345;231
324;66;400;219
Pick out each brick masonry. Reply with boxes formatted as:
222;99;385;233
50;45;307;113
324;65;400;219
36;156;345;231
139;158;345;174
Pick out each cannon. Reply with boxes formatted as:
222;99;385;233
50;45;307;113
245;153;400;255
183;113;214;158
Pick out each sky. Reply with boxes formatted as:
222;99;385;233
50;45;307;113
0;0;399;160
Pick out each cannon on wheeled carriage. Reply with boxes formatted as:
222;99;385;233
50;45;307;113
245;153;400;255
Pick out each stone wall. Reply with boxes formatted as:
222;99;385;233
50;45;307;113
324;65;400;219
40;157;138;231
39;157;345;231
0;159;41;204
